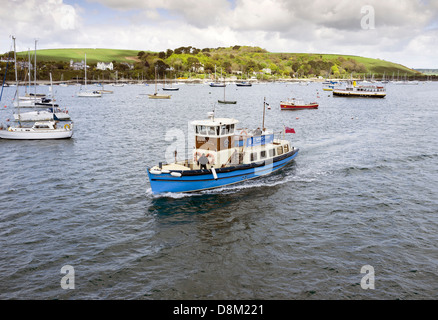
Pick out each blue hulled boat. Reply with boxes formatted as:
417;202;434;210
147;112;298;194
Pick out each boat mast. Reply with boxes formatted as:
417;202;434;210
50;73;55;119
33;39;38;97
262;97;266;131
12;36;21;125
223;68;226;100
155;66;158;94
27;48;31;95
84;53;87;88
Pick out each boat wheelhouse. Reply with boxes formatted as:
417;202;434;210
147;112;298;194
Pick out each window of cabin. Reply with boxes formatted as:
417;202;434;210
284;144;289;153
199;126;207;135
260;150;266;159
230;124;235;134
277;146;283;155
221;125;227;135
269;149;275;157
250;152;257;162
208;126;216;135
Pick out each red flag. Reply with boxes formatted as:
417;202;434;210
285;127;295;133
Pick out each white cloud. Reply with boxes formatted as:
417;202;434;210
0;0;81;51
1;0;438;68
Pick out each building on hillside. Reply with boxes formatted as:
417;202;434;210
190;63;204;73
96;62;113;71
262;68;272;74
16;61;33;70
70;59;87;70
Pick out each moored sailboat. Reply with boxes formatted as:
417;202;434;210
148;66;171;99
0;38;73;140
77;53;102;97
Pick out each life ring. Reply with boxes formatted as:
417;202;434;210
64;124;71;130
206;153;215;164
8;127;12;132
239;130;248;140
193;151;203;162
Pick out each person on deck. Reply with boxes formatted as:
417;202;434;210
198;153;209;170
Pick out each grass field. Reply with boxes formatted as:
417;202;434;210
16;48;141;63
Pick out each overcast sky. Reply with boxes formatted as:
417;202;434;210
1;0;437;68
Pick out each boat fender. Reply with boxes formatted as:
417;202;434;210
64;124;71;130
161;169;170;174
211;167;218;180
150;169;162;175
171;172;182;177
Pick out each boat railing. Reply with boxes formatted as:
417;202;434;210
234;130;286;147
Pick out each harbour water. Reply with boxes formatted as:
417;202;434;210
0;81;437;299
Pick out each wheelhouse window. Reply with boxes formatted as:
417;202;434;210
197;125;207;135
284;145;289;153
277;146;283;155
220;124;235;135
208;126;216;136
260;150;266;159
250;152;257;162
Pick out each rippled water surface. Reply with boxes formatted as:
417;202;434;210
0;82;437;299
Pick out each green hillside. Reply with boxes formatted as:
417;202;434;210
1;45;423;82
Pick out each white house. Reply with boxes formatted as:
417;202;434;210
96;62;113;71
70;59;86;70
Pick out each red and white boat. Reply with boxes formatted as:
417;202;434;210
280;98;318;110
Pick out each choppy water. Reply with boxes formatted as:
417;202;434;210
0;81;437;300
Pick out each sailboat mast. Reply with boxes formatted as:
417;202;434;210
12;36;21;124
85;53;87;87
223;69;225;100
155;66;157;94
34;39;37;97
50;73;55;114
27;48;31;94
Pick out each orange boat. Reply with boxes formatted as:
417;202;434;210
280;98;319;110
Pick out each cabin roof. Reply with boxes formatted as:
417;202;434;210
191;117;239;126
